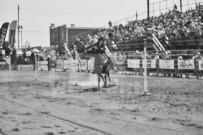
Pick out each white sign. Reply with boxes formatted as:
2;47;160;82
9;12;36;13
199;60;203;70
56;59;64;70
127;59;140;68
147;59;156;68
26;51;31;56
79;59;87;71
178;59;194;70
115;59;126;66
18;65;34;70
38;61;48;71
38;61;48;65
38;65;48;71
159;59;174;69
88;59;94;71
70;60;78;70
63;60;71;70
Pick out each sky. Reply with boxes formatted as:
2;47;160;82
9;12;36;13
0;0;201;47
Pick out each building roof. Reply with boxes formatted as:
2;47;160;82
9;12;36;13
50;24;100;30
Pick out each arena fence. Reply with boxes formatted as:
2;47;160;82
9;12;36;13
1;57;203;79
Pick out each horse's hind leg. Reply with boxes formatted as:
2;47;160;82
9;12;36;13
103;74;107;88
100;74;104;82
107;71;111;82
97;74;100;90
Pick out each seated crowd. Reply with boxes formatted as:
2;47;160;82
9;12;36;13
74;3;203;60
76;4;203;43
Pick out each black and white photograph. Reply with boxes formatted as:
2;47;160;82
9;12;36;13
0;0;203;134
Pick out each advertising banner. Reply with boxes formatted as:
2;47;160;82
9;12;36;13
79;59;87;71
63;60;71;70
159;59;174;69
88;59;94;71
38;61;48;71
127;59;140;68
0;59;8;70
115;59;126;66
178;59;194;70
38;61;48;65
56;59;64;70
147;59;156;68
0;22;9;48
50;60;56;69
198;60;203;70
8;20;17;48
18;65;34;71
70;60;78;70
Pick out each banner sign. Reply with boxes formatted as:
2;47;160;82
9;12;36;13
18;65;34;71
38;61;48;71
56;59;64;70
38;65;48;71
50;60;56;68
88;59;94;71
38;61;48;65
127;59;140;68
159;59;174;69
79;59;87;71
147;59;156;68
63;60;71;70
0;58;7;70
0;22;9;48
8;20;17;48
198;60;203;70
26;51;31;57
178;59;194;70
115;59;126;66
70;60;78;70
0;61;6;65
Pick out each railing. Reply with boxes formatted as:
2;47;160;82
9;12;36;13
1;57;203;79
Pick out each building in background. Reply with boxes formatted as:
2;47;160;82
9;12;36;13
49;24;99;53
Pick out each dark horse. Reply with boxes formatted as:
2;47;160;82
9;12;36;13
85;38;115;89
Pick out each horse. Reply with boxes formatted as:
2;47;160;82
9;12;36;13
85;38;115;89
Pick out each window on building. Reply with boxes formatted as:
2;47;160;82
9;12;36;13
62;31;64;40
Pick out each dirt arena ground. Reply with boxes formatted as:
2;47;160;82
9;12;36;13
0;70;203;135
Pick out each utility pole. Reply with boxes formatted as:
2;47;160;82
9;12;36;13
18;5;19;48
180;0;182;12
147;0;150;18
21;31;22;48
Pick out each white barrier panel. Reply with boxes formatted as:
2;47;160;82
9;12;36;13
70;60;78;70
64;60;71;70
178;59;194;70
127;59;140;68
147;59;156;68
38;61;48;65
0;61;6;65
159;59;174;69
18;65;34;70
79;59;87;71
198;60;203;70
56;59;64;71
88;59;94;71
38;61;48;71
115;59;126;66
